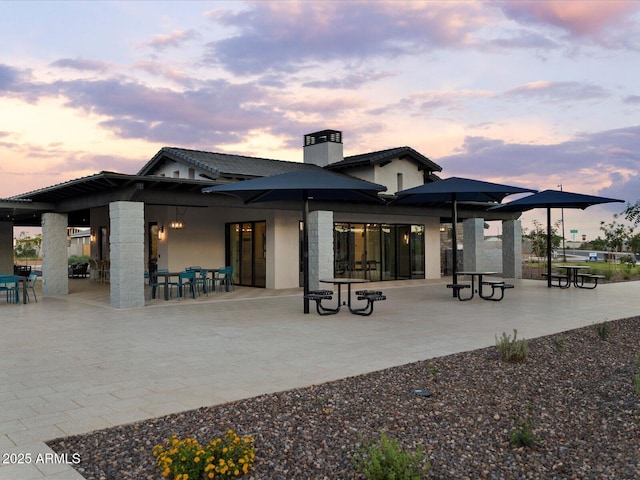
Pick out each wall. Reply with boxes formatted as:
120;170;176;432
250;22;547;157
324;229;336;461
373;157;424;193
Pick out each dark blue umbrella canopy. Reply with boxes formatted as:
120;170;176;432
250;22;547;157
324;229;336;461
491;189;624;287
203;168;387;203
393;177;535;205
203;168;386;313
393;177;535;296
489;189;624;212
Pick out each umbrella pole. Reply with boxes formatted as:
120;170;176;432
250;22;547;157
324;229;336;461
547;207;552;288
303;194;310;314
451;198;458;297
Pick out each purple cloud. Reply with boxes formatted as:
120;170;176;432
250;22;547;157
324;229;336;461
497;1;640;47
50;58;110;72
202;2;486;75
505;81;609;102
438;125;640;204
139;29;200;51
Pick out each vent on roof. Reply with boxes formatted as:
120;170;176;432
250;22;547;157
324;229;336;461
303;129;344;167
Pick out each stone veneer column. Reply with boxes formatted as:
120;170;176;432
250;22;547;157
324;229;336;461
41;213;69;296
308;210;334;291
462;217;485;272
502;219;522;279
0;221;13;274
109;201;145;308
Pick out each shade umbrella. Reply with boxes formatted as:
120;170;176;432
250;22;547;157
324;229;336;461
490;189;624;287
393;177;536;295
203;168;387;313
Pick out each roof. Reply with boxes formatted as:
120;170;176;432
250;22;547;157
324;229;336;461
138;147;316;180
8;171;220;226
11;171;217;203
326;146;442;173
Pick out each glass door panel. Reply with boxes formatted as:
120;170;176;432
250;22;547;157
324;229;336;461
229;224;241;285
411;225;425;278
382;224;396;280
240;223;253;285
397;225;411;279
334;222;350;277
365;224;381;281
253;221;266;287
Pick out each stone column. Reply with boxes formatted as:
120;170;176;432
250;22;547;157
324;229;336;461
502;219;522;278
0;221;13;274
41;213;69;296
308;210;334;291
109;201;145;308
463;217;485;272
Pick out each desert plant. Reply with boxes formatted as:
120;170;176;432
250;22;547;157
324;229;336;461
353;433;429;480
153;430;255;479
509;419;539;448
594;321;611;341
496;330;529;362
552;337;566;352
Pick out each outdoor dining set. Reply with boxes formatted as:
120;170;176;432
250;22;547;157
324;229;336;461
542;265;605;289
146;266;235;300
0;266;38;305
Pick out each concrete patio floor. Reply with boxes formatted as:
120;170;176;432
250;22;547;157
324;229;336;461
1;277;639;479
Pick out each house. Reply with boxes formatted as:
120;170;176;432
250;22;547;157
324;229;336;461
0;130;523;308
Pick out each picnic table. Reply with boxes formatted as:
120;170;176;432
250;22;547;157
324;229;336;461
450;271;514;301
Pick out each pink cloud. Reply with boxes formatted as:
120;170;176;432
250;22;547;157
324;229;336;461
499;0;639;37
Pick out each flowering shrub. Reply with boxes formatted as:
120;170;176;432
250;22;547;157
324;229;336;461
153;429;255;479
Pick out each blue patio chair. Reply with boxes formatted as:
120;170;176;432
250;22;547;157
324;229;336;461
25;273;38;303
212;267;234;292
194;269;209;296
177;270;196;299
0;275;20;304
145;271;164;300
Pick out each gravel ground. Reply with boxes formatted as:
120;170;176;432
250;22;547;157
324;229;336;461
48;316;640;480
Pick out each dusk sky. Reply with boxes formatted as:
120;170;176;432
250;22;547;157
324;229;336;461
2;1;639;240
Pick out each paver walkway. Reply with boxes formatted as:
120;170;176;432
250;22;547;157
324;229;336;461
1;278;639;479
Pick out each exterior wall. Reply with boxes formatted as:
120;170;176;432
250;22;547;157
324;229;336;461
0;221;13;274
463;218;485;272
270;211;300;289
502;219;522;279
41;213;69;296
159;206;225;272
308;210;334;291
109;201;145;308
373;157;424;193
337;158;425;195
152;160;201;179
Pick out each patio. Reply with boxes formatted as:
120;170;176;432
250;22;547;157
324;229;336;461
1;278;639;479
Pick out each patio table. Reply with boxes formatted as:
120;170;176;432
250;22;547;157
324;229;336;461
557;265;591;288
152;271;183;300
319;278;369;314
457;271;499;301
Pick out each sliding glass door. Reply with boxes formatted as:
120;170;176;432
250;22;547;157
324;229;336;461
335;223;424;281
227;221;266;288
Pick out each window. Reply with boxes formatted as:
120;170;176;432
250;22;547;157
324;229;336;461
333;222;424;281
397;173;403;192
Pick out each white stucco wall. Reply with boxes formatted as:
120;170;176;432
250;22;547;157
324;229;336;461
374;157;424;193
152;160;200;179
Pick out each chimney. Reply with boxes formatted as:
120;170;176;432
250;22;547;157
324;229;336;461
303;129;343;167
